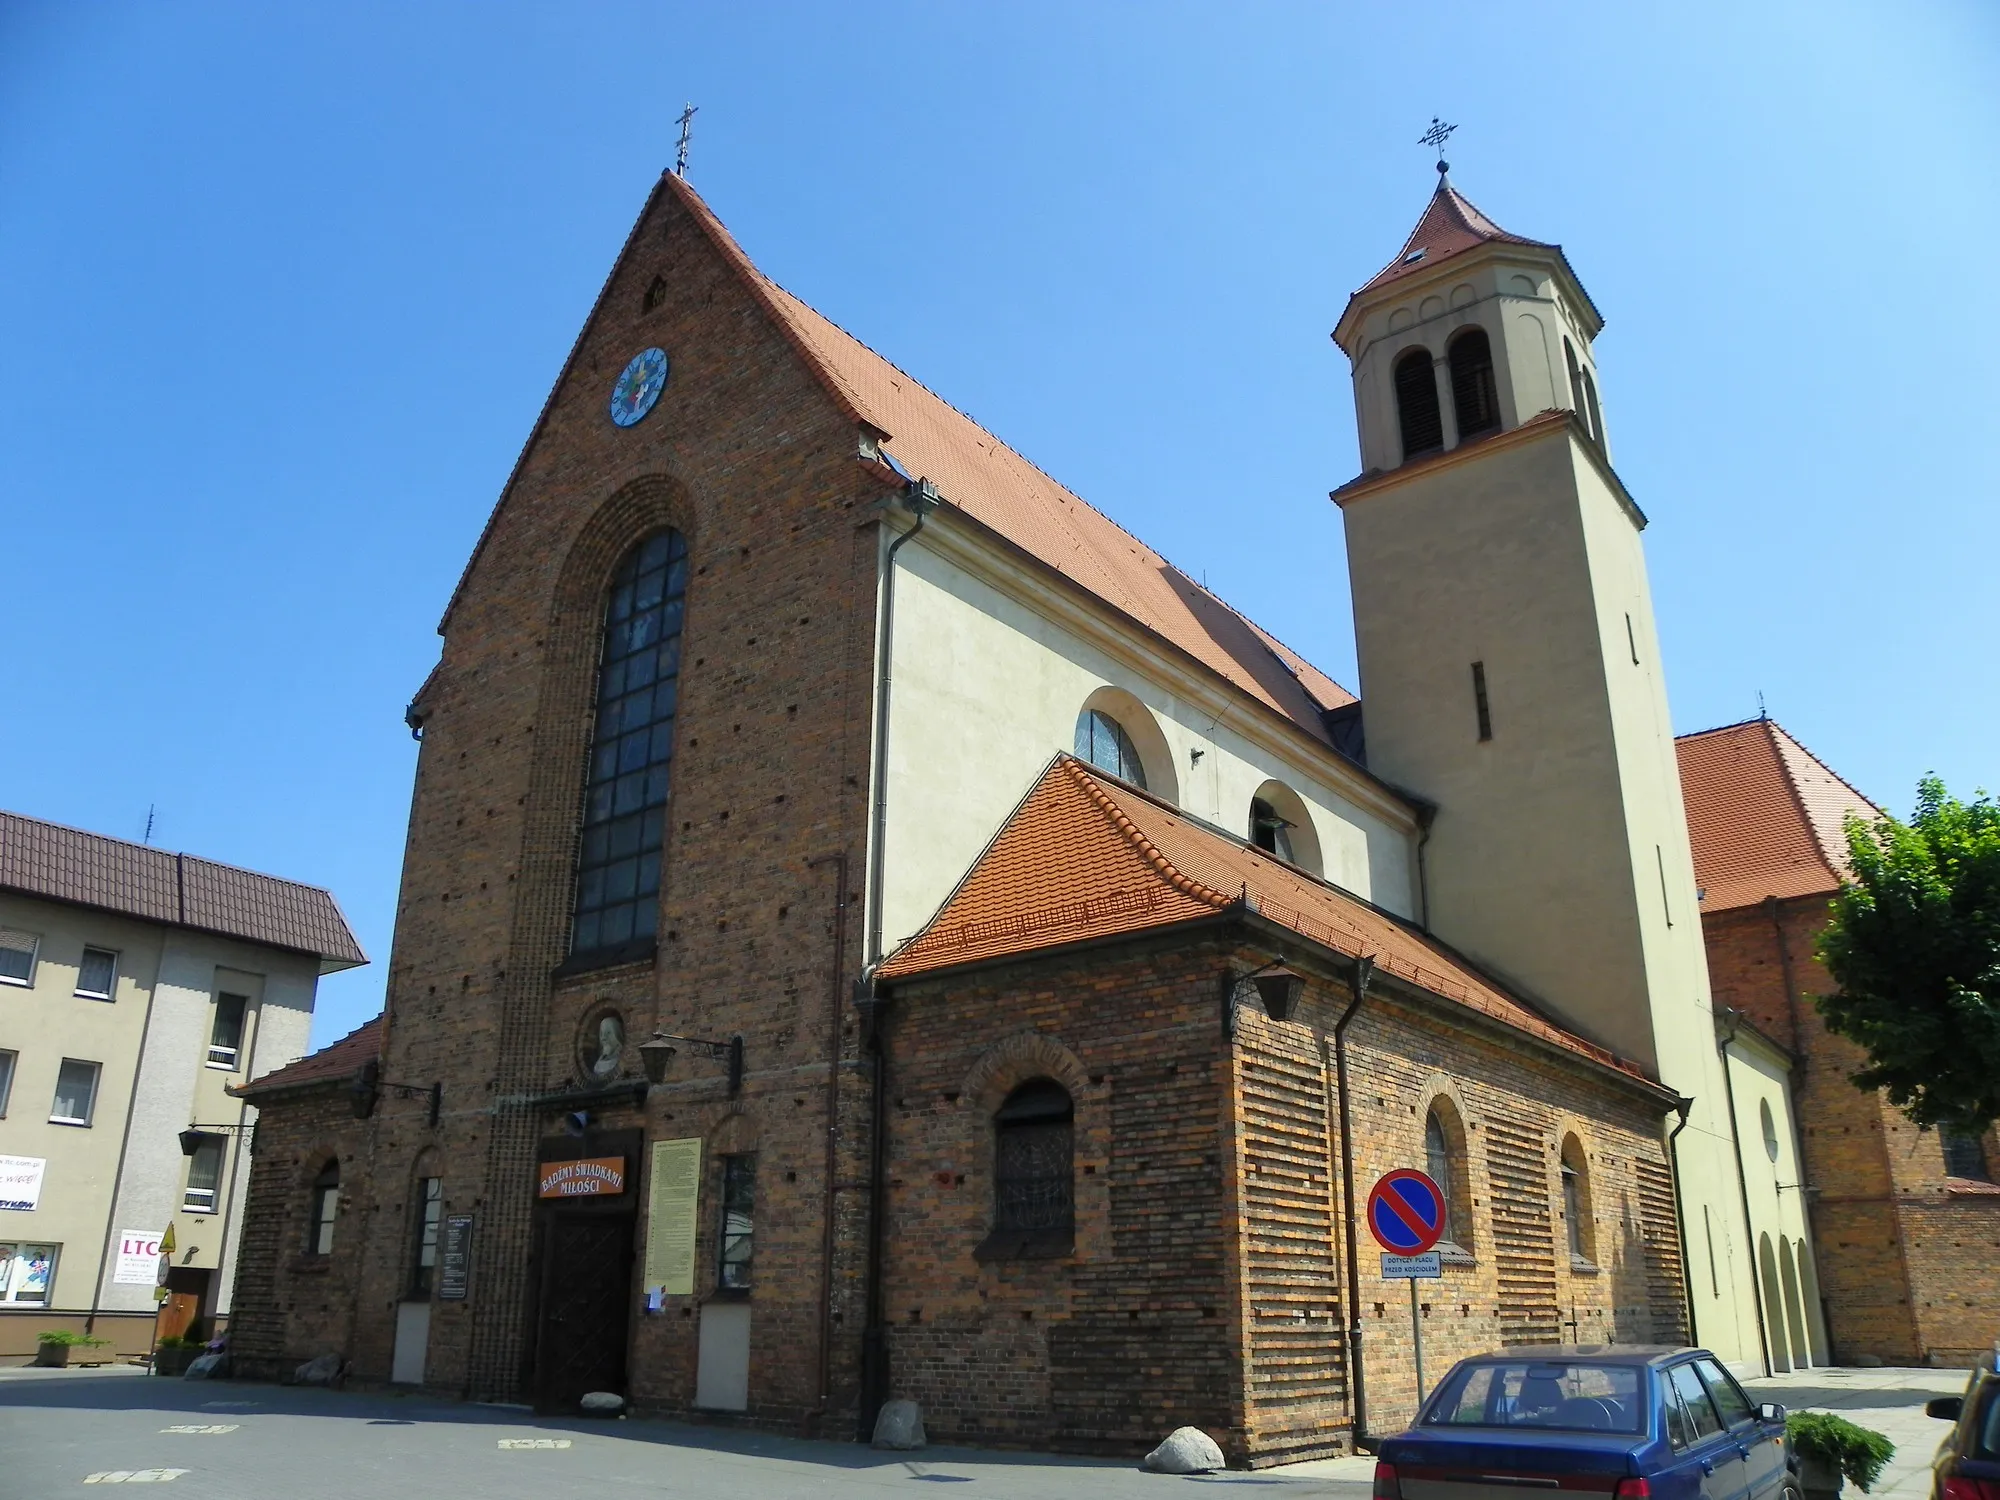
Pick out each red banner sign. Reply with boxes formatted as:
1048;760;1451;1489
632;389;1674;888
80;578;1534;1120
537;1157;626;1199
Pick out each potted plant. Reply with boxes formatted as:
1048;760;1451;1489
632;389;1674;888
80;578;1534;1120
152;1336;200;1376
34;1331;109;1368
1788;1411;1897;1500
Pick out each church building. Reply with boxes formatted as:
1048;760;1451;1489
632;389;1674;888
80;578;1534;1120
229;160;1786;1463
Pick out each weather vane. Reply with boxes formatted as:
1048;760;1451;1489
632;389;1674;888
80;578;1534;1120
1420;116;1457;179
674;103;698;179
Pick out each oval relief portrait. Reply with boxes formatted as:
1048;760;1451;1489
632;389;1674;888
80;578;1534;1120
578;1005;627;1082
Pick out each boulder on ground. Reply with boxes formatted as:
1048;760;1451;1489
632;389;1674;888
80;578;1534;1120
580;1391;625;1415
872;1398;926;1450
293;1353;343;1386
1143;1426;1225;1474
183;1352;228;1380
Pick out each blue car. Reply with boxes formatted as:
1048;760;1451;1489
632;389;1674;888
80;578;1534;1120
1376;1346;1795;1500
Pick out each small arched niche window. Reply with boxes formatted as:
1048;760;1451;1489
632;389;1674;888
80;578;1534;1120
1559;1134;1595;1266
1394;347;1444;461
643;274;668;313
987;1078;1075;1255
1759;1098;1780;1163
1448;327;1501;440
1247;781;1322;876
1249;797;1294;863
572;529;689;960
1425;1101;1472;1259
307;1160;339;1257
1074;709;1147;789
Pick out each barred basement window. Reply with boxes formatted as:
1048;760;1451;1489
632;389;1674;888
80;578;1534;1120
1448;327;1500;439
1394;347;1444;460
988;1079;1074;1254
572;529;689;959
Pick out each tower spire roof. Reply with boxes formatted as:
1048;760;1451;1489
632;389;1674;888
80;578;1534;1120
1355;179;1552;296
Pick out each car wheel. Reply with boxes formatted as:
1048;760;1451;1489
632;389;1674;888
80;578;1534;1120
1781;1481;1803;1500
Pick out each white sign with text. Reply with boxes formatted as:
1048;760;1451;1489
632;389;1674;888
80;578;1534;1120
113;1231;166;1285
1381;1251;1443;1279
0;1156;45;1213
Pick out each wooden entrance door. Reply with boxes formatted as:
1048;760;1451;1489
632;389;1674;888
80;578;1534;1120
532;1213;633;1411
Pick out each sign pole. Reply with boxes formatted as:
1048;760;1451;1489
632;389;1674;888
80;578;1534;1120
1410;1276;1425;1404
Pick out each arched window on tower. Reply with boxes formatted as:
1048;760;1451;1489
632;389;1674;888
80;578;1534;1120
572;529;689;960
1074;709;1147;789
1448;327;1501;440
1394;347;1444;461
1564;336;1602;445
988;1078;1075;1255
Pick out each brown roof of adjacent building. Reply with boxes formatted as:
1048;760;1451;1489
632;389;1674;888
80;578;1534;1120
658;174;1358;746
879;755;1648;1082
233;1014;383;1100
1676;718;1879;914
0;809;368;971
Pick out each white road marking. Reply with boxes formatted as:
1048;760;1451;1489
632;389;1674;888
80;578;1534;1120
84;1472;188;1484
497;1438;572;1449
160;1423;238;1433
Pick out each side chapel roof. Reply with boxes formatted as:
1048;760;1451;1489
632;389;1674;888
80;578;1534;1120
1676;718;1880;914
879;755;1649;1083
232;1014;383;1100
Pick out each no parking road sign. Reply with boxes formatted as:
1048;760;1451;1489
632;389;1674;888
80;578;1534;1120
1367;1168;1446;1256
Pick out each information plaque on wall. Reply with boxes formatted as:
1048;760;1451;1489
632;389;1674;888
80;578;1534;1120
438;1214;473;1301
645;1137;702;1296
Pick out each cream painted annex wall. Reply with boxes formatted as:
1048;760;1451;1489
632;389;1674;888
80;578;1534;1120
0;890;317;1318
871;517;1420;959
1724;1034;1829;1373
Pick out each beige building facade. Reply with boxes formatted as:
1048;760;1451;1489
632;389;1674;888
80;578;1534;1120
0;811;363;1354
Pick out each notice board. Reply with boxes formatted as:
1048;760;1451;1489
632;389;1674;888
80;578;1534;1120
645;1137;702;1295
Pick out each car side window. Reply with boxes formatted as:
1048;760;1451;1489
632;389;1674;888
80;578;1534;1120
1695;1358;1756;1429
1663;1382;1697;1449
1670;1363;1725;1440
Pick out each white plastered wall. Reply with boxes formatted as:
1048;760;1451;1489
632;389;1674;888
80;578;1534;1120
1723;1035;1827;1371
872;521;1419;958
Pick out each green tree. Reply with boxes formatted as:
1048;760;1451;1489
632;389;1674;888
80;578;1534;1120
1816;776;2000;1134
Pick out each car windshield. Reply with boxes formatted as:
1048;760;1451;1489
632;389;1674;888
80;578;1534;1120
1425;1360;1645;1433
1974;1384;2000;1461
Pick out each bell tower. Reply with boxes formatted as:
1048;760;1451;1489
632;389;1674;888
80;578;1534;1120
1332;170;1764;1367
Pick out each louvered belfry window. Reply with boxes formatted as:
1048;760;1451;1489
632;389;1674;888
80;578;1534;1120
1449;328;1501;439
994;1079;1075;1235
572;530;689;958
1394;347;1444;460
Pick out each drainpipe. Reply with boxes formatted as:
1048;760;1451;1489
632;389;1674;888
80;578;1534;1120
1716;1009;1774;1376
1332;956;1373;1451
856;972;893;1438
1413;805;1436;933
1665;1096;1698;1343
864;477;941;964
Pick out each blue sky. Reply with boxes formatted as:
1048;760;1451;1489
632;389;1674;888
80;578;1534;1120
3;4;1994;1049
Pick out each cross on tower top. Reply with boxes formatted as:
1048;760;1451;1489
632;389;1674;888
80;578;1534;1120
1419;116;1457;180
674;103;698;180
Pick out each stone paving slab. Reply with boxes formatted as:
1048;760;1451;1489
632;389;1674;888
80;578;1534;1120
1745;1365;1971;1500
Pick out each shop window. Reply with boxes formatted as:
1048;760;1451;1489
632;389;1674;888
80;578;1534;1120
409;1177;442;1295
75;947;117;1001
183;1137;224;1214
717;1154;755;1291
307;1161;340;1256
1073;709;1147;789
0;1243;57;1304
50;1058;100;1126
209;993;248;1070
572;529;688;960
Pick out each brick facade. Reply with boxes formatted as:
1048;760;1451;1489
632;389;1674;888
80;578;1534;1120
1702;894;2000;1364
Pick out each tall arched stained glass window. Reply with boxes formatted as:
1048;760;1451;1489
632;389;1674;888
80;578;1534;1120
572;530;688;958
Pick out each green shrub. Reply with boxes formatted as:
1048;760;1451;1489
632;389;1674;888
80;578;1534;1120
154;1336;199;1350
36;1331;110;1348
1788;1412;1897;1493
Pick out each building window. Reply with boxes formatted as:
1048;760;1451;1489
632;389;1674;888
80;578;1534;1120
307;1161;340;1256
209;993;249;1070
183;1137;224;1214
1448;328;1501;439
409;1177;442;1296
717;1154;755;1291
1564;336;1599;443
1248;797;1296;861
0;1243;57;1304
572;529;689;959
1942;1129;1992;1183
994;1079;1075;1239
49;1058;100;1126
75;947;117;1001
1759;1098;1781;1162
1394;347;1444;460
1425;1103;1472;1256
0;928;38;987
643;274;668;313
1560;1134;1595;1266
1073;709;1147;789
0;1050;14;1117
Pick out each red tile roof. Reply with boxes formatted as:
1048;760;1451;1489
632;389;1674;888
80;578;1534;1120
657;175;1356;743
1355;181;1553;296
232;1014;382;1100
1676;719;1879;914
880;756;1648;1082
0;810;367;970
